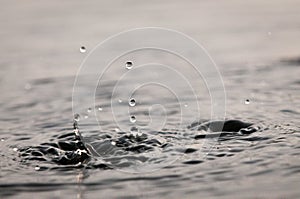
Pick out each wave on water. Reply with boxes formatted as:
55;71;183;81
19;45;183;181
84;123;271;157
18;118;261;171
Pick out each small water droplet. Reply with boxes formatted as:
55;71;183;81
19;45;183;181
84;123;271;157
111;141;116;145
79;46;86;53
87;107;92;113
114;128;120;132
74;114;80;122
84;115;88;119
184;104;188;108
118;99;123;103
35;166;40;171
13;148;18;152
0;138;4;142
130;126;139;136
130;115;136;123
245;99;250;105
24;83;31;90
97;106;103;111
129;98;136;107
125;61;133;70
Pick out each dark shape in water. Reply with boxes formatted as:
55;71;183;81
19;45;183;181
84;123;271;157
190;119;257;140
19;119;257;168
188;119;253;132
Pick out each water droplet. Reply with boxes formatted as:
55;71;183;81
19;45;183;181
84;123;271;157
125;61;133;70
97;106;103;111
130;115;136;123
79;46;86;53
118;99;123;103
35;166;40;171
87;107;92;113
0;138;4;142
114;128;120;132
129;98;136;107
24;83;31;90
111;141;116;145
130;126;139;136
13;148;18;152
184;104;188;108
84;115;88;119
74;114;80;122
244;99;250;105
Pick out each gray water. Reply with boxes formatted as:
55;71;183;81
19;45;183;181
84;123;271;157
1;1;300;198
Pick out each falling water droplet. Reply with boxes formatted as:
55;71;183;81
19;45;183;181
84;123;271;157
97;106;103;111
245;99;250;105
84;115;88;119
130;115;136;123
1;138;4;142
79;46;86;53
129;98;136;107
184;104;188;108
35;166;40;171
111;141;116;146
13;148;18;152
125;61;133;70
87;107;92;113
118;99;123;103
74;114;80;122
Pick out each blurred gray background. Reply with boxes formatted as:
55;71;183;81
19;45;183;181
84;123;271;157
1;0;299;84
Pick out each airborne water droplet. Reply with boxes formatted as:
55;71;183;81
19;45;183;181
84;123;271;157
111;141;116;145
97;106;103;111
79;46;86;53
87;107;92;113
130;115;136;123
24;83;31;90
245;99;250;105
125;61;133;70
74;114;80;122
129;98;136;107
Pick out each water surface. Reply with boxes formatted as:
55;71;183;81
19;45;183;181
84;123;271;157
0;1;300;198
